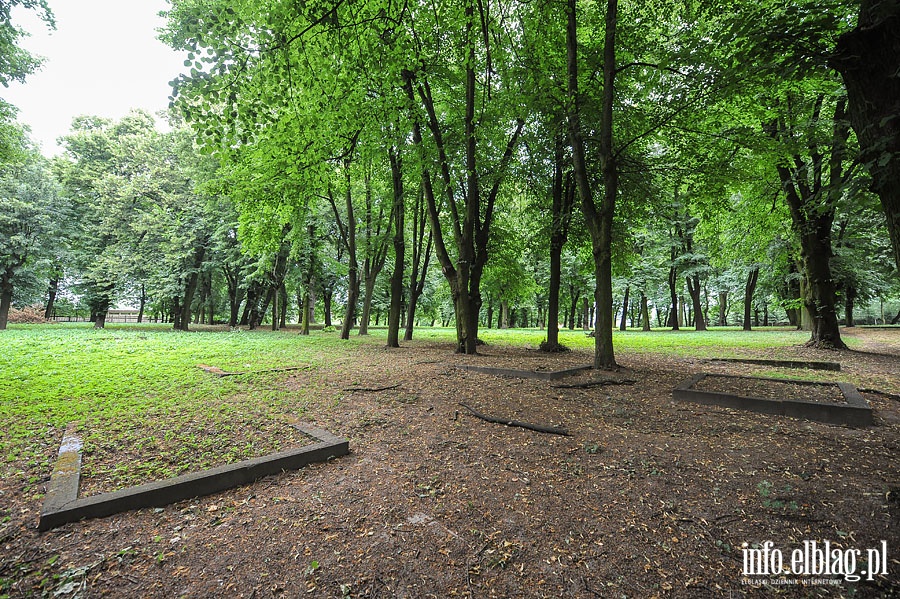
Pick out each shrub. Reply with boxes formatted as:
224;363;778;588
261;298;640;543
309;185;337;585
7;305;48;324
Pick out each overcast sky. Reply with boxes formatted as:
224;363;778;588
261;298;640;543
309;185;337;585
3;0;188;156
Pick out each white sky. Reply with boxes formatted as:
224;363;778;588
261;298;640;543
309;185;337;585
3;0;188;156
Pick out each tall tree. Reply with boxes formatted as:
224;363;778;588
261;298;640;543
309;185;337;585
0;141;60;329
768;93;852;348
566;0;619;368
832;1;900;275
401;0;526;353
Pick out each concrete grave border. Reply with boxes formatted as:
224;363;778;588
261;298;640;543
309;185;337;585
39;419;348;531
673;373;872;427
453;364;593;381
704;358;841;371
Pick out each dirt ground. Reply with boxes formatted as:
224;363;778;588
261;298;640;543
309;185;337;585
2;327;899;598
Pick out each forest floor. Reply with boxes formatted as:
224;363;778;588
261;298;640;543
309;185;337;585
1;326;899;598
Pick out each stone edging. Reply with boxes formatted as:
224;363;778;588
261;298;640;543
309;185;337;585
673;373;872;427
704;357;841;371
39;421;348;531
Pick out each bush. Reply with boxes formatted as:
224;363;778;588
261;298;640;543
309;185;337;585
7;305;48;324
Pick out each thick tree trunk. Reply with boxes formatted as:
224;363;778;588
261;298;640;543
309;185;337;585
803;230;845;347
832;4;900;275
0;272;12;330
717;291;728;326
771;98;849;349
640;292;651;331
567;0;618;369
44;277;59;320
300;290;311;335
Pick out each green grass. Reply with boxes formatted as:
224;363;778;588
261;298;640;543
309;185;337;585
0;323;370;494
414;325;847;356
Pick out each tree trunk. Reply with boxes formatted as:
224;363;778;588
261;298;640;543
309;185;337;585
298;289;309;335
341;267;359;339
568;287;580;330
0;271;12;330
619;285;629;331
387;148;405;348
359;280;375;335
844;285;856;327
208;274;216;325
403;19;524;355
667;265;679;330
359;169;390;336
567;0;618;369
279;283;288;329
832;4;900;275
686;275;706;330
176;246;206;332
717;291;728;326
223;263;242;328
404;187;432;341
138;284;147;324
545;139;575;351
771;98;849;349
44;277;59;320
743;266;759;331
640;292;651;331
323;288;333;327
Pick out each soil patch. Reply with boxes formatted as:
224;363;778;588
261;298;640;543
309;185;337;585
694;374;847;403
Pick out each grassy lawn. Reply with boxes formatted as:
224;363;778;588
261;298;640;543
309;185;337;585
419;324;848;355
0;323;368;496
0;322;846;497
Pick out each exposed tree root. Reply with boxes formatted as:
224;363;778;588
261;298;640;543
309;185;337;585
538;341;570;353
552;379;635;389
343;384;401;393
459;403;570;436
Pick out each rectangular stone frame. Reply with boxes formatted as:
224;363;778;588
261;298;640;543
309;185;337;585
39;422;348;531
673;373;872;427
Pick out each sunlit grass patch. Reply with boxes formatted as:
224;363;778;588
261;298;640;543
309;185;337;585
0;324;354;495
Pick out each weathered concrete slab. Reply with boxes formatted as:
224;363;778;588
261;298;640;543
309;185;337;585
706;358;841;371
454;364;592;381
39;422;348;531
42;423;82;516
673;374;872;427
